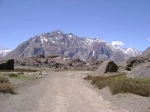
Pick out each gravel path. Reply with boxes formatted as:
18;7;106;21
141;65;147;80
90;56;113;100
0;71;149;112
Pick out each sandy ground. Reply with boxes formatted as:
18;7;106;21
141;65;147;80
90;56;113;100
0;71;150;112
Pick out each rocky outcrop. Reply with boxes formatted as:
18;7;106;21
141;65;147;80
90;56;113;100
127;63;150;78
14;55;99;71
0;59;14;70
119;46;150;78
126;56;146;68
86;57;103;70
95;60;118;75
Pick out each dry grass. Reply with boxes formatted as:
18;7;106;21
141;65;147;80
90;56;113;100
0;76;15;94
0;68;38;72
84;74;150;97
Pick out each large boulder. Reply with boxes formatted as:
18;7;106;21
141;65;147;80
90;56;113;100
126;56;146;68
87;57;96;64
127;63;150;78
95;60;118;75
0;59;14;70
117;62;131;72
86;57;103;70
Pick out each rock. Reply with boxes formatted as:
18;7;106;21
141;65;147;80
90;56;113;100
0;63;6;70
71;58;82;62
126;56;146;67
13;55;101;71
87;57;103;70
127;63;150;78
0;59;14;70
117;62;131;72
41;58;47;64
95;60;118;75
35;54;45;58
51;63;67;70
87;57;96;64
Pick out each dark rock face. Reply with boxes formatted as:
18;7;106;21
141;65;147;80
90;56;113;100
95;60;118;75
0;59;14;70
6;30;132;62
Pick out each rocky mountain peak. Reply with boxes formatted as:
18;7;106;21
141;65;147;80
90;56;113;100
6;30;141;62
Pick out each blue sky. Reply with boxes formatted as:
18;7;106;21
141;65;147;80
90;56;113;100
0;0;150;51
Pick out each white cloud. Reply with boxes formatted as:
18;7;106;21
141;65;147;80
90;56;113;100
111;41;125;46
147;38;150;41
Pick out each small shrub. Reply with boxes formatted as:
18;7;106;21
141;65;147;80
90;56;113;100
84;75;92;80
18;72;24;75
8;73;18;77
0;76;15;94
13;75;35;80
0;77;9;83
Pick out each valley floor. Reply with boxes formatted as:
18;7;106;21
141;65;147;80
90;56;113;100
0;71;150;112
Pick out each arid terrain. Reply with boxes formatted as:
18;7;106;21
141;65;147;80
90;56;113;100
0;70;150;112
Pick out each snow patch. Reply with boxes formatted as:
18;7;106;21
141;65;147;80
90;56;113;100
0;47;12;56
124;47;140;56
49;38;55;43
93;51;95;56
43;38;48;42
68;35;73;38
84;38;105;46
31;38;35;43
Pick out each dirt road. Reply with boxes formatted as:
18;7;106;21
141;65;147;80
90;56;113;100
0;71;149;112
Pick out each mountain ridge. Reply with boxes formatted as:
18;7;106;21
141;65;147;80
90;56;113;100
6;30;141;62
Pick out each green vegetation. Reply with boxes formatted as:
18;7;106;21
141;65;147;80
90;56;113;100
84;74;150;97
0;68;38;72
0;76;15;94
6;72;36;80
7;73;19;77
12;75;35;80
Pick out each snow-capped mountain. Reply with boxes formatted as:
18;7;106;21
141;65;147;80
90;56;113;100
6;30;140;62
0;46;12;57
123;47;141;56
112;45;141;57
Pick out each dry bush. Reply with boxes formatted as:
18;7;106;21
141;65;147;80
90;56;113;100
0;76;15;94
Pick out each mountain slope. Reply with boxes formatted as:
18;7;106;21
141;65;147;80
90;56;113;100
142;47;150;57
7;30;140;62
0;46;12;57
